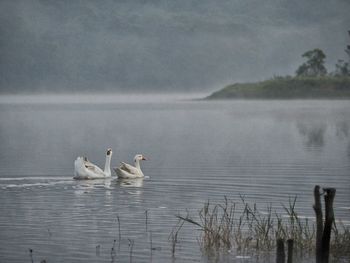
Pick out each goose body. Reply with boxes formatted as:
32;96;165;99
114;154;147;179
74;149;112;180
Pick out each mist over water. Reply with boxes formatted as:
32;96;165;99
0;93;203;104
1;1;349;261
1;0;349;93
0;96;349;262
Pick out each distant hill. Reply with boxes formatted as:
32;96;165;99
206;77;350;99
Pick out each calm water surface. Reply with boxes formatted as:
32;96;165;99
0;95;349;262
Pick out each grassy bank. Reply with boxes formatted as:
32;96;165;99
206;76;350;99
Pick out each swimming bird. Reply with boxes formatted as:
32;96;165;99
114;154;147;179
73;148;112;179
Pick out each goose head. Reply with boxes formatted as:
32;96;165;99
134;154;147;162
106;148;113;156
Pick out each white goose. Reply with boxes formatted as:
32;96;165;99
114;154;147;179
73;149;113;180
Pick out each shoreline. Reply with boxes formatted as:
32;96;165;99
206;76;350;100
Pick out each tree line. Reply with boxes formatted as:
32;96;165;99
296;31;350;77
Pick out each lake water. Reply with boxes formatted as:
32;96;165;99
0;95;349;263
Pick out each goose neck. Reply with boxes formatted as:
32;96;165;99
104;154;112;176
134;159;141;170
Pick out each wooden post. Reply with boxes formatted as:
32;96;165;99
313;185;323;263
321;188;336;263
287;239;293;263
276;238;285;263
313;185;336;263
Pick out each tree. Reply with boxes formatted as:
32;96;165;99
346;30;350;61
334;31;350;76
296;49;327;77
335;59;349;76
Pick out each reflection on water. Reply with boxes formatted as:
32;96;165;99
297;122;326;150
336;122;349;138
0;99;349;262
118;178;144;188
73;178;113;195
335;121;350;159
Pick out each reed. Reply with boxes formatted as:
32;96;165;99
110;239;117;263
95;244;100;256
169;218;185;257
29;248;34;263
149;230;153;255
280;197;315;252
331;221;350;260
128;239;134;263
177;196;349;260
145;209;149;232
116;215;121;242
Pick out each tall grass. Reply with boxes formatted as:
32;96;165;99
332;221;350;261
177;196;349;260
169;218;185;257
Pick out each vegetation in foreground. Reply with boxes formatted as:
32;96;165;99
176;196;350;262
27;193;350;263
207;31;350;99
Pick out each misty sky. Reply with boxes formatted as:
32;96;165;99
0;0;349;93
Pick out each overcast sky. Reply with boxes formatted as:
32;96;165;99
0;0;349;93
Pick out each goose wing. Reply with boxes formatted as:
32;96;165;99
119;162;139;175
82;157;104;174
74;156;105;179
115;167;140;179
86;164;104;175
83;157;94;168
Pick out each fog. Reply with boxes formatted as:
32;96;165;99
1;0;349;94
0;93;204;104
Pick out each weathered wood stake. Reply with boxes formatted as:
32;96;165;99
321;188;336;263
313;185;323;263
313;185;336;263
287;239;293;263
276;238;285;263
